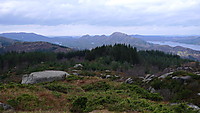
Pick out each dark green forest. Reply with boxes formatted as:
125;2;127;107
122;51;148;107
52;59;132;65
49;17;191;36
0;44;190;81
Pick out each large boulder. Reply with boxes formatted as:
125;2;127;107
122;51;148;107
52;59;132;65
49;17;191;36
21;70;69;84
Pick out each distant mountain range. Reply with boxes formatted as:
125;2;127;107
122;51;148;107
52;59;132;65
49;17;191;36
0;32;200;61
3;42;71;53
0;36;71;53
0;32;49;42
0;32;77;46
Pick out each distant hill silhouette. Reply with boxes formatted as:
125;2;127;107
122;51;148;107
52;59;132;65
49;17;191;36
0;36;19;47
2;41;72;53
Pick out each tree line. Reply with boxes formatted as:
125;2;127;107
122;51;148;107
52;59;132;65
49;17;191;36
0;44;190;74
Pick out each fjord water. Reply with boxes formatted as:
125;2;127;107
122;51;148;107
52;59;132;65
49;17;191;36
148;41;200;51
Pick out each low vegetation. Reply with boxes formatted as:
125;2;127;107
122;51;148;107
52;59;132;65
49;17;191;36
1;75;198;112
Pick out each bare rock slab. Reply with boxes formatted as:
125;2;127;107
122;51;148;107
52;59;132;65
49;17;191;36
21;70;69;84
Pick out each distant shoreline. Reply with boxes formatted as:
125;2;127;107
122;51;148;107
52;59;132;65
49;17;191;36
148;41;200;51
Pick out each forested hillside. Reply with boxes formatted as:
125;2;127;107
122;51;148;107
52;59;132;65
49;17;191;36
0;44;189;81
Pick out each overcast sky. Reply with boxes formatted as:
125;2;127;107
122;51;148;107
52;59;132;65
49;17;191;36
0;0;200;36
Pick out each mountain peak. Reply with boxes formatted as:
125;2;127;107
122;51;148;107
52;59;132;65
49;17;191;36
110;32;128;37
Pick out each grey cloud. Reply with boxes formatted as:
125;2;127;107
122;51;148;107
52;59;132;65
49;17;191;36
0;0;199;26
0;0;200;35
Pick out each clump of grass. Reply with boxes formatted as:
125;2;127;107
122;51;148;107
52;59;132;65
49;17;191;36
66;75;84;81
52;91;62;98
70;96;88;113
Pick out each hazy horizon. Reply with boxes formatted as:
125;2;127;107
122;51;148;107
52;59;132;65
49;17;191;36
1;31;200;37
0;0;200;36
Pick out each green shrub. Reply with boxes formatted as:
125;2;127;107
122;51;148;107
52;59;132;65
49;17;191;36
0;85;4;90
7;99;19;108
118;84;163;101
79;71;96;76
7;94;40;110
66;75;83;81
82;81;111;91
70;96;88;113
44;83;73;94
174;89;192;100
52;91;62;98
172;103;196;113
0;106;3;112
150;79;164;89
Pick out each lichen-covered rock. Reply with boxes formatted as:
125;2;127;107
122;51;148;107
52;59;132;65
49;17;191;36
21;70;69;84
106;75;111;79
143;74;155;83
187;104;200;110
74;64;83;68
148;86;156;93
172;76;192;81
158;72;173;79
0;102;14;111
125;78;133;84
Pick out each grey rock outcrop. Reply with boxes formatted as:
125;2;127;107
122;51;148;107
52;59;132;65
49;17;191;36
106;75;111;79
172;76;191;81
143;74;155;83
0;102;14;111
125;78;133;84
74;64;83;68
187;104;200;110
148;86;156;93
21;70;69;84
158;72;173;79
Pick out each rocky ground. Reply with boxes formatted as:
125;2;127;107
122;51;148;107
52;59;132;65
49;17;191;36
0;63;200;113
